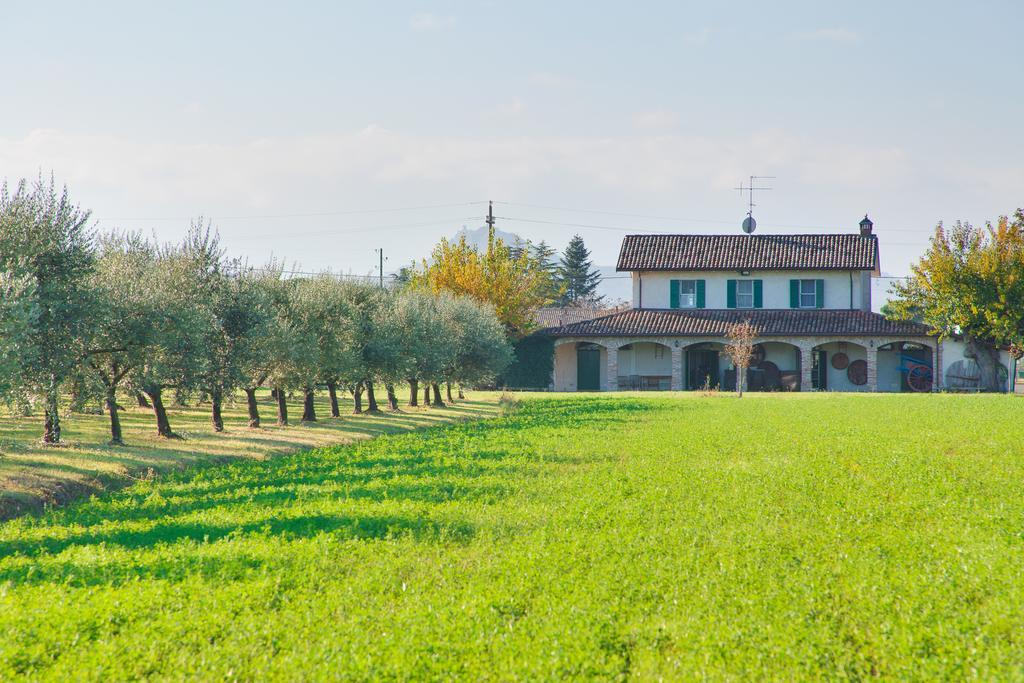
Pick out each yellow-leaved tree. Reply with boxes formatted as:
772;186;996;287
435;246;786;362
411;228;551;337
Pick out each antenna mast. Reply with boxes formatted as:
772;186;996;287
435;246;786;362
733;175;774;233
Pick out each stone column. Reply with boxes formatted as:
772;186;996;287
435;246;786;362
799;345;814;392
671;346;683;391
932;343;941;391
606;346;618;391
866;344;878;392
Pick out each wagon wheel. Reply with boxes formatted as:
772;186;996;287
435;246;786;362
831;352;849;370
847;359;867;386
758;360;781;389
907;365;932;392
751;344;766;364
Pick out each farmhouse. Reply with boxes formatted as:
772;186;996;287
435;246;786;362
547;217;1012;392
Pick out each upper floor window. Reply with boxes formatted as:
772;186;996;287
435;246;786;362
799;279;818;308
791;278;824;309
736;280;754;309
670;279;704;309
679;280;696;308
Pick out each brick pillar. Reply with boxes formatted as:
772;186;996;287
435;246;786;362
866;344;878;392
606;346;618;391
671;346;683;391
933;343;941;391
800;346;813;392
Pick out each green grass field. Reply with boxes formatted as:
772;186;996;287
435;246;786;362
0;391;499;519
1;393;1022;679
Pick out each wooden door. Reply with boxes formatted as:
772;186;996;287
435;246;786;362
577;346;601;391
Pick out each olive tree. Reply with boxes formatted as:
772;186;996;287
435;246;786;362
440;294;513;397
0;177;95;443
85;233;160;444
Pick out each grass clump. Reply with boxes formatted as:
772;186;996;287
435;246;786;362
0;393;1022;679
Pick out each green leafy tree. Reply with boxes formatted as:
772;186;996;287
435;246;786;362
889;211;1024;391
128;239;214;438
0;268;37;402
85;233;160;444
557;234;603;306
0;176;95;443
440;294;513;396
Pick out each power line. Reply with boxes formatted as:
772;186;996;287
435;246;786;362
102;201;488;222
495;200;939;234
240;217;484;239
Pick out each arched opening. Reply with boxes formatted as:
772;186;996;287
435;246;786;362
615;341;672;390
743;341;802;391
684;342;725;390
811;341;869;391
552;340;608;391
878;341;933;393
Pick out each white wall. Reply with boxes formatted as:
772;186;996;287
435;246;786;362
940;339;1012;392
616;342;672;377
814;342;870;392
632;270;867;310
760;342;800;371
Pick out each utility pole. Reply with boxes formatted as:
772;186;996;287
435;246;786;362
485;200;496;254
375;248;386;289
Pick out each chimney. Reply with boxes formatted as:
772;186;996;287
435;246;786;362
859;214;874;236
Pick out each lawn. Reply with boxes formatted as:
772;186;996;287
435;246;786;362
0;391;499;520
0;393;1022;679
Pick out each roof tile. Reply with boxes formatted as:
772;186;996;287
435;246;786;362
617;233;879;271
548;308;932;338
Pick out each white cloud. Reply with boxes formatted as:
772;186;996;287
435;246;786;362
182;102;204;116
681;27;711;46
497;97;525;116
632;110;679;130
528;72;574;87
795;28;860;44
409;13;456;32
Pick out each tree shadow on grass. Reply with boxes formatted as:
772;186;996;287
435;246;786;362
0;511;474;586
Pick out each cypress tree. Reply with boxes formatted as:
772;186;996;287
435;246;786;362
557;234;603;306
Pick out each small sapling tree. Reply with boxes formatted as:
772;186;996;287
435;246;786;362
724;320;759;398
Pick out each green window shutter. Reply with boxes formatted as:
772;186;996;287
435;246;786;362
669;280;679;308
726;280;737;309
696;280;706;309
815;279;825;308
790;279;799;308
753;280;763;309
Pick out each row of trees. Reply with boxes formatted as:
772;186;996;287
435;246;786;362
0;177;512;446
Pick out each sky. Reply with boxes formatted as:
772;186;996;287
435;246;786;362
1;1;1022;291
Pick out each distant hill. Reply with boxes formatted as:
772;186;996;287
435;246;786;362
450;225;629;305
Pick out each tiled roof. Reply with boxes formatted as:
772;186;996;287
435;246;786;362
547;308;932;338
616;233;879;271
533;306;625;330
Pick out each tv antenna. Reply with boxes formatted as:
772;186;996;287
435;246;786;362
734;175;774;233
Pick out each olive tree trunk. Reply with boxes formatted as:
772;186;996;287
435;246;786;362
408;379;419;407
352;383;364;414
327;380;341;417
275;387;288;426
244;387;261;428
106;387;124;445
366;381;379;412
211;387;225;432
385;384;398;410
446;382;454;403
43;378;61;444
423;384;431;406
431;383;445;406
302;386;317;422
144;385;175;438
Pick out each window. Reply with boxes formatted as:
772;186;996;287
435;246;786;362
799;279;817;308
654;345;666;359
736;280;754;308
678;280;696;308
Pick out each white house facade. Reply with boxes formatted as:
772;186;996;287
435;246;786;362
547;218;1013;393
